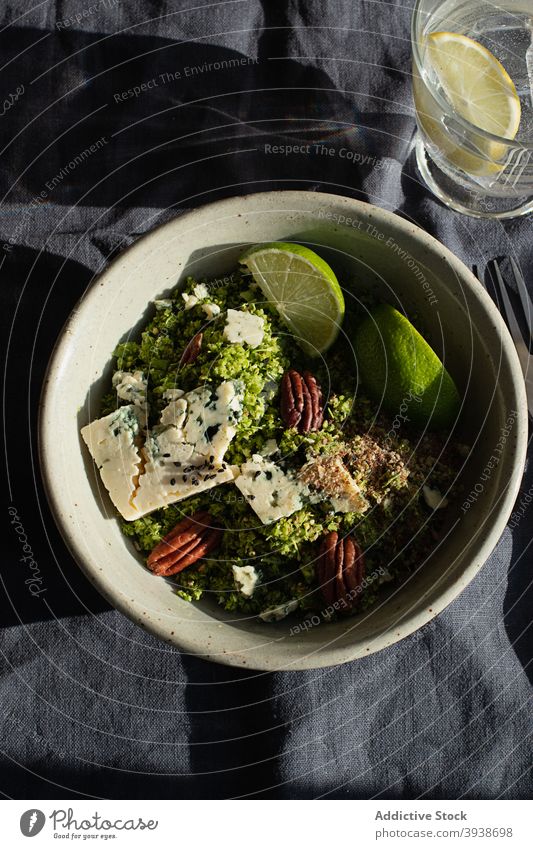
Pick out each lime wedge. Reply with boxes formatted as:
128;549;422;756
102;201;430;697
353;304;460;431
240;242;345;355
426;31;521;174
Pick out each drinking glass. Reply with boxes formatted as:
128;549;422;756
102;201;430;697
412;0;533;218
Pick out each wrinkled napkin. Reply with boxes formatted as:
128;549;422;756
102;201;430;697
1;0;531;799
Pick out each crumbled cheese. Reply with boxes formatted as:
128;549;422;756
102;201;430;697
193;283;209;299
181;292;198;310
223;309;264;348
259;599;299;622
422;484;449;510
261;439;279;457
112;370;147;409
234;455;307;524
154;298;172;311
232;564;259;597
202;302;221;319
182;284;210;310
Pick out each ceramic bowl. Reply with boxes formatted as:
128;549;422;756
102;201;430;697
39;191;527;670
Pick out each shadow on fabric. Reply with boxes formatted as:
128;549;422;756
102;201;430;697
2;245;109;628
1;23;366;213
182;654;286;798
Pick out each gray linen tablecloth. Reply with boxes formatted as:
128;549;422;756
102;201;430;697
1;0;531;799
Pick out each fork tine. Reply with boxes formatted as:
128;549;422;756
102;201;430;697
493;259;533;420
509;256;532;343
492;260;524;345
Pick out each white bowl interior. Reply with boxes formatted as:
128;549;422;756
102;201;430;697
40;192;527;670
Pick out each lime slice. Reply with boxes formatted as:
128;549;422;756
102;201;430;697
426;31;521;174
240;242;345;355
353;304;460;431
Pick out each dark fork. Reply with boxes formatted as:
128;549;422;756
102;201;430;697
491;258;533;419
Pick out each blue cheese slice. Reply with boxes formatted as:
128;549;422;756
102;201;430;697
223;309;264;348
131;380;243;517
234;455;307;524
299;454;369;514
132;429;235;517
162;387;184;403
82;380;244;520
80;405;143;521
180;380;243;464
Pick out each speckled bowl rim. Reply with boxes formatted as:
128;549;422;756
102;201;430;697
39;191;528;670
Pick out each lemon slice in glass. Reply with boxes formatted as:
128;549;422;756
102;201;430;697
426;31;521;174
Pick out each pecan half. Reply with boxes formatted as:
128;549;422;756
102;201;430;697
281;368;324;433
147;510;222;577
180;331;203;366
316;531;365;612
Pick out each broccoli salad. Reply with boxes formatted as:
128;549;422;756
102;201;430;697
81;261;463;623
